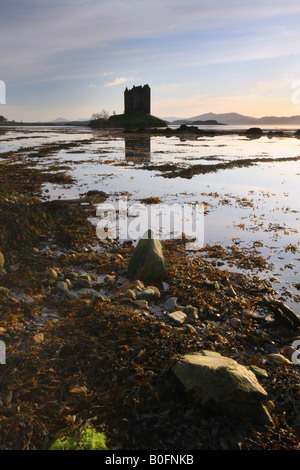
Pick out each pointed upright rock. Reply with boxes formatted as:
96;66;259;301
127;230;165;281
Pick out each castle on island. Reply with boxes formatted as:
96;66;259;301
90;83;166;128
124;84;151;115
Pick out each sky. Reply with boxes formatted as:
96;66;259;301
1;0;300;121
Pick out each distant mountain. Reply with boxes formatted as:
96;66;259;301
164;112;300;125
162;116;182;123
51;117;90;123
255;115;300;125
188;113;255;125
51;117;70;123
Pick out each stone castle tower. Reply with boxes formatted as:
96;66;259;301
124;84;150;115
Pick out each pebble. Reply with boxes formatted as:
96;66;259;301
137;289;156;301
165;297;177;312
266;400;275;414
56;281;69;294
228;317;241;330
65;279;73;291
77;288;104;299
47;268;58;280
105;275;116;286
185;324;198;334
123;289;136;300
185;305;198;321
145;285;161;299
117;281;135;291
267;353;292;366
132;300;149;310
167;311;187;325
249;365;269;379
134;280;144;289
75;275;91;288
33;333;44;344
9;264;19;273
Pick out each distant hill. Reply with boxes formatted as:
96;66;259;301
51;118;69;123
51;117;90;123
163;112;300;125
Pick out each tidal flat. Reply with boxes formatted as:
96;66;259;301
0;124;300;450
2;125;298;306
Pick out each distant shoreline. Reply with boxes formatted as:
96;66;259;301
1;122;299;139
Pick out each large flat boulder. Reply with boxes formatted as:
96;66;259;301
127;230;165;281
172;350;272;425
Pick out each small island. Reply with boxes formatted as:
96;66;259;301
90;111;167;129
90;84;167;129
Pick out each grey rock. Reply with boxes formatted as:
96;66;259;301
137;288;156;301
172;350;272;426
56;281;69;294
132;299;149;309
185;305;199;321
77;288;104;299
127;230;165;281
76;275;92;288
165;297;177;312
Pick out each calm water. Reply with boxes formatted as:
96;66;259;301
1;125;299;309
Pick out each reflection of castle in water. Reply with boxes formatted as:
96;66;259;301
124;135;151;162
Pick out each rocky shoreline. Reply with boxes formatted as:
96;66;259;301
0;135;300;450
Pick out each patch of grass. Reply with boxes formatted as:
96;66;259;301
49;426;108;450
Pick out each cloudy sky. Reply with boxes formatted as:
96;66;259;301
1;0;300;121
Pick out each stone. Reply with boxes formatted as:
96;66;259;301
127;230;165;281
134;279;144;290
165;297;177;312
249;365;269;379
168;311;187;325
172;350;272;426
76;275;91;288
228;317;241;330
47;268;58;280
104;274;116;286
8;263;19;273
185;324;198;335
132;299;149;310
56;281;69;294
185;305;198;321
0;251;4;271
267;353;292;366
33;333;44;344
65;279;74;291
145;285;161;299
117;281;135;291
77;288;104;299
137;288;156;301
122;289;136;300
246;127;263;138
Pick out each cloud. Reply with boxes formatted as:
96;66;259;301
2;0;300;84
104;77;139;87
104;77;130;87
